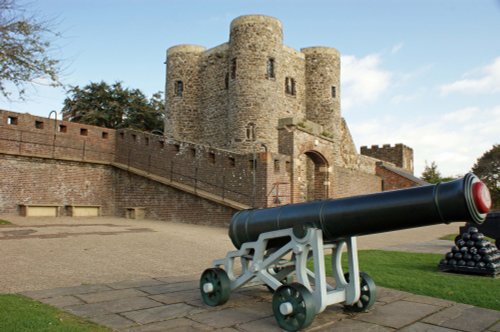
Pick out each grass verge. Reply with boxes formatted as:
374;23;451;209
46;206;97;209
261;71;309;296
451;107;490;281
320;250;499;311
0;294;111;332
0;219;12;225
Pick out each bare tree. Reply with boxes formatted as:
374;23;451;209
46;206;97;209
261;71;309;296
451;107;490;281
0;0;61;99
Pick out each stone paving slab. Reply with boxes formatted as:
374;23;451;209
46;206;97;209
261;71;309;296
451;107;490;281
20;276;500;332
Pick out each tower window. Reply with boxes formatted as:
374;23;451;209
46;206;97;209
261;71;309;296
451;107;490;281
208;152;216;164
245;123;256;141
35;120;44;129
225;73;229;89
331;86;337;98
285;77;296;96
175;80;183;97
80;128;88;136
59;124;67;133
231;58;237;79
267;58;275;79
102;131;109;139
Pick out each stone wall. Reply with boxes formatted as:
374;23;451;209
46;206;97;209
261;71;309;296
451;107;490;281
361;144;414;174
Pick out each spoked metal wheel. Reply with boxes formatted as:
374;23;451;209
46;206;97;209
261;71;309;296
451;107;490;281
272;283;316;331
199;268;231;306
343;272;376;312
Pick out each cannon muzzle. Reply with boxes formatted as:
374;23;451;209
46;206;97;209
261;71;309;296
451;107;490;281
229;173;491;249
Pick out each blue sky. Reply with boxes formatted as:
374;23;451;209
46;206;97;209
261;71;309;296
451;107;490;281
1;0;499;176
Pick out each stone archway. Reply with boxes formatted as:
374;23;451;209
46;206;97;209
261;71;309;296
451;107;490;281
298;151;329;201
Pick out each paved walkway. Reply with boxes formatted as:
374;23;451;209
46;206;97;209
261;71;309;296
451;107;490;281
21;276;500;332
2;216;499;331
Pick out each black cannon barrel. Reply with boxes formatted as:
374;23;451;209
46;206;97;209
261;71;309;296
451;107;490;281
229;173;491;249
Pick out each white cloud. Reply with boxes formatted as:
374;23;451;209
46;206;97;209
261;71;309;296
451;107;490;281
350;105;500;176
341;54;392;110
439;57;500;95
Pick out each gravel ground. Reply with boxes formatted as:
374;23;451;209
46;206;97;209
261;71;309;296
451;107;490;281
0;215;461;293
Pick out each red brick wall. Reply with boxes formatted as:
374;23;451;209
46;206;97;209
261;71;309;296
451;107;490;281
0;110;115;162
113;168;236;226
376;166;421;191
0;154;115;215
332;166;381;198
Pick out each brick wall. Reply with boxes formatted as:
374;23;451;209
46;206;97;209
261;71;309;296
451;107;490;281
332;166;381;198
113;168;236;226
376;164;423;191
0;154;115;215
0;110;115;163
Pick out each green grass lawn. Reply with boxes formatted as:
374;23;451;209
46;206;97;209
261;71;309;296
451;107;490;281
0;294;111;332
319;250;499;311
0;219;12;225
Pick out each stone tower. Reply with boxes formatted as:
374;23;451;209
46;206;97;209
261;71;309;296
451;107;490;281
302;47;341;135
360;144;414;173
164;45;205;142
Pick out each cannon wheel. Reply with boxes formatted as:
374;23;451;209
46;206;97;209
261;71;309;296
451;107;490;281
199;268;231;306
272;283;316;331
343;272;376;312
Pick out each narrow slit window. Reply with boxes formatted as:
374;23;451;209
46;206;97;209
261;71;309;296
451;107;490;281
144;137;149;145
267;58;275;79
274;160;280;172
245;123;256;141
208;152;216;164
231;58;237;79
225;73;229;89
228;157;236;167
331;86;337;98
175;80;183;97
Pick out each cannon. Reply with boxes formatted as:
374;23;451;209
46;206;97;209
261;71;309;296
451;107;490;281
200;173;492;331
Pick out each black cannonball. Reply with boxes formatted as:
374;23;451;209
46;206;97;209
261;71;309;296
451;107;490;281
473;254;482;262
478;247;489;255
446;252;454;260
454;234;462;244
483;255;493;263
477;261;486;268
486;262;495;269
440;258;448;265
466;261;476;267
463;254;472;261
457;260;467;266
475;240;489;249
466;240;476;248
460;246;469;254
449;259;457;266
454;253;463;260
468;227;479;234
456;239;466;248
451;246;460;253
462;233;471;241
469;247;478;255
471;233;484;241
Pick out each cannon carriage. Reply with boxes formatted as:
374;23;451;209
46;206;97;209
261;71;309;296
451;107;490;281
200;173;492;331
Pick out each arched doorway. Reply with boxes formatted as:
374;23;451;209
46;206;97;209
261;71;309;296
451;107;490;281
298;151;329;201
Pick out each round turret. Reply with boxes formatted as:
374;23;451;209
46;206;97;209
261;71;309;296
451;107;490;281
301;47;341;135
226;15;285;152
165;44;205;141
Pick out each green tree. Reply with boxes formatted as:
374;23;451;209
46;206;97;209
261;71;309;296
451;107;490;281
472;144;500;209
61;81;164;133
421;161;442;184
0;0;61;99
421;161;458;184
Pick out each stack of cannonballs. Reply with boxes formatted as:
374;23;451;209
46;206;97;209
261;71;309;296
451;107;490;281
439;227;500;276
